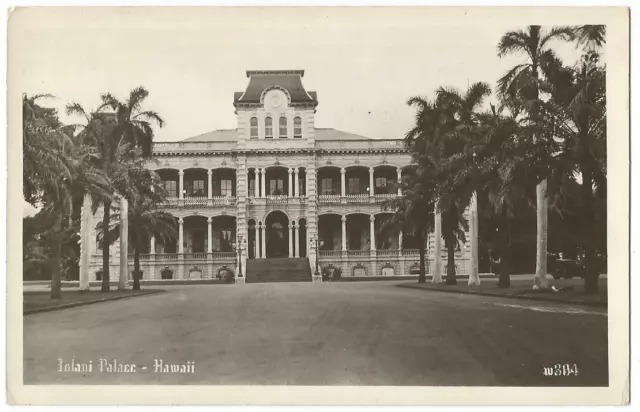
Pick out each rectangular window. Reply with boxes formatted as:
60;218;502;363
375;177;388;194
248;179;255;197
220;179;233;197
191;180;205;196
269;179;284;195
321;178;334;195
220;230;233;252
163;180;177;197
250;117;258;139
348;177;361;194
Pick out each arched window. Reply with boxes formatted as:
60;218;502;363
294;116;302;138
265;117;273;139
279;117;288;138
250;117;258;139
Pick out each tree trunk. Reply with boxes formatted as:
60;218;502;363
417;225;426;283
132;242;141;291
445;240;457;285
50;213;63;299
498;208;511;288
581;166;599;294
101;201;111;292
533;179;549;288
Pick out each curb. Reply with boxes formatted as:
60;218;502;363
396;284;607;308
23;290;166;316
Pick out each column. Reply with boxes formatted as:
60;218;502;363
150;236;156;254
179;170;184;199
207;170;213;199
433;203;442;283
260;168;266;198
254;168;259;198
207;217;213;254
178;217;184;254
118;196;129;290
397;168;402;196
260;224;267;258
294;168;300;197
468;191;480;286
288;224;294;257
369;215;376;252
340;168;346;197
79;193;92;291
288;168;293;197
369;167;375;196
341;215;347;251
253;226;259;259
398;230;403;256
294;222;300;258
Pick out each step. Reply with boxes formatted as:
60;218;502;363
246;258;312;284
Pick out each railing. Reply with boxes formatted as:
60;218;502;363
316;139;407;151
183;196;208;207
347;250;371;257
212;252;237;259
154;141;236;153
377;249;400;257
211;196;236;206
318;194;341;204
374;193;398;202
345;193;370;203
266;195;288;204
184;253;208;259
403;249;419;256
319;250;343;258
155;253;179;260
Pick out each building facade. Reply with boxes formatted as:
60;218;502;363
85;70;471;283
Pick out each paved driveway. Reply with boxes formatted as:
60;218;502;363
23;282;608;386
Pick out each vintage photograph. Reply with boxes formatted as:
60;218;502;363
9;6;629;405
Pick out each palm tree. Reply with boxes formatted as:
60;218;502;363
431;82;492;285
497;25;575;289
103;169;177;290
382;168;434;283
67;86;164;292
23;95;110;298
537;51;606;293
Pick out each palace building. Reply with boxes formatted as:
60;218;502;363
84;70;472;283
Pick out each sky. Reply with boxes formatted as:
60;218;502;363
13;7;586;143
14;7;588;217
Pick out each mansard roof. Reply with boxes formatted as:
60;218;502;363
181;128;374;142
234;70;318;106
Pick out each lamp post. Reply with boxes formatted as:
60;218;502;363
309;236;324;277
232;235;247;278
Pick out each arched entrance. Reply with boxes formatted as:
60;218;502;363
265;211;289;258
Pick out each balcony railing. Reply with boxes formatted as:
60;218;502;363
211;196;236;206
374;193;398;202
344;193;370;203
319;250;343;258
318;194;341;204
376;249;400;257
184;253;208;259
212;252;237;259
155;253;179;260
183;196;208;207
403;249;419;256
347;250;371;257
316;139;407;151
266;195;288;204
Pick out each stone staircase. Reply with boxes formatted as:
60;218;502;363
245;258;313;283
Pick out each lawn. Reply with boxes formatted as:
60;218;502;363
23;289;165;314
399;276;607;306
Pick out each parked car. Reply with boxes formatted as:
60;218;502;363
549;254;586;279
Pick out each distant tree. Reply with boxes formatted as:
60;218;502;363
497;25;576;289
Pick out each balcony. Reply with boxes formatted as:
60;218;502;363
124;253;236;262
319;250;343;258
266;195;289;205
347;250;371;258
376;249;400;257
344;194;370;204
318;194;341;204
159;196;236;208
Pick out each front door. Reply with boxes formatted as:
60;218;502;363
265;211;289;258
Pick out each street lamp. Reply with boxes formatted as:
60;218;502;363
309;236;324;276
232;235;247;278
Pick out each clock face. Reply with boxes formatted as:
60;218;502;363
270;94;283;108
